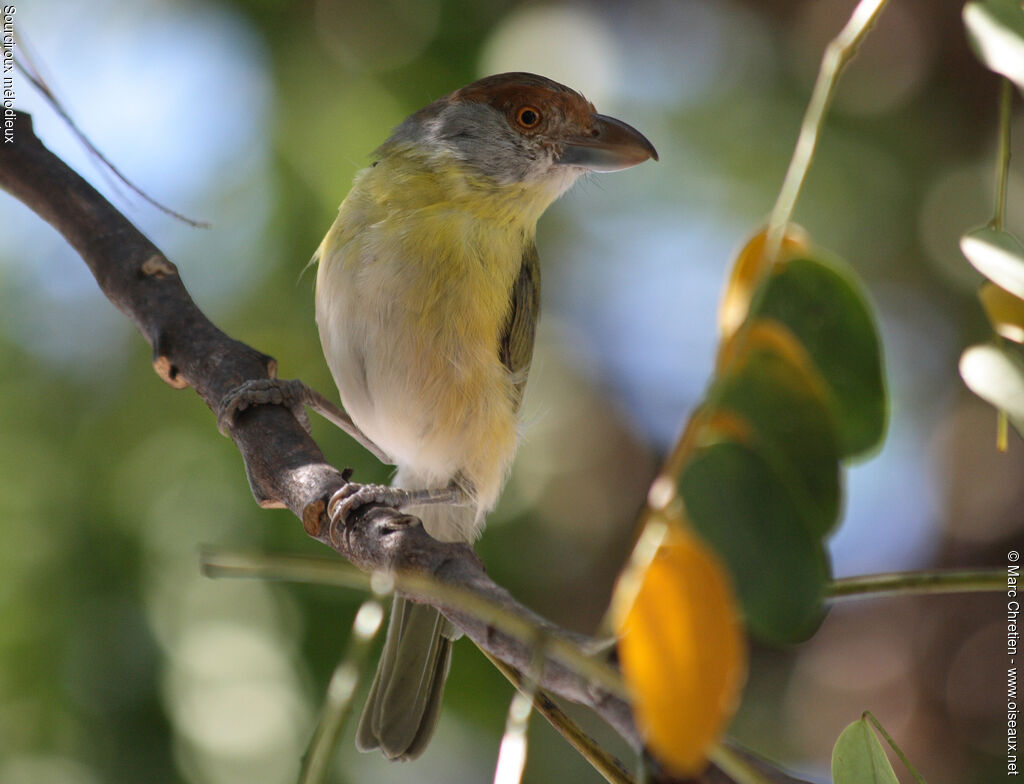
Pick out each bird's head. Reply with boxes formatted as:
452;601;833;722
377;72;658;201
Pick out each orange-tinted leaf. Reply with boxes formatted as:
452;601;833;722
980;281;1024;343
616;520;747;777
718;226;810;339
716;318;823;390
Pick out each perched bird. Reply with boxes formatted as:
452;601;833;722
312;72;657;761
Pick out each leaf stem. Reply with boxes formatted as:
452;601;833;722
863;712;928;784
492;637;545;784
990;78;1014;449
483;650;635;784
764;0;891;262
298;599;385;784
826;568;1004;600
993;77;1014;232
482;650;635;784
708;745;775;784
199;549;627;698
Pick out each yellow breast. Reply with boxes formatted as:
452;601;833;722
314;148;559;511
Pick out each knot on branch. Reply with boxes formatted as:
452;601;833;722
140;253;178;278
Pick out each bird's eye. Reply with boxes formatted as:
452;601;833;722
515;106;541;129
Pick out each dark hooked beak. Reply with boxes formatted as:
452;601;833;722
555;113;659;172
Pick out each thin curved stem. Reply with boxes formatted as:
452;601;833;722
992;77;1014;232
492;637;545;784
989;77;1014;451
764;0;891;262
199;549;627;698
708;745;776;784
298;600;385;784
204;549;638;782
482;650;635;784
863;712;927;784
826;569;1004;601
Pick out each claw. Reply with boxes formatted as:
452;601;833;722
329;483;398;524
218;379;394;465
327;482;463;526
217;378;312;436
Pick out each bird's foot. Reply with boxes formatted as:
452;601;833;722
217;378;392;464
217;378;312;436
327;482;461;527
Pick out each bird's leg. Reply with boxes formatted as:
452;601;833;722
217;378;393;464
328;481;467;528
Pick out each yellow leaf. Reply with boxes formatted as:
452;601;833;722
615;518;747;777
718;226;810;339
980;281;1024;343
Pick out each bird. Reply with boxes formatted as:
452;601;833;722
311;71;657;762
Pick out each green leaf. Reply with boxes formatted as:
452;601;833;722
961;227;1024;299
713;347;842;537
831;720;905;784
832;718;900;784
964;0;1024;90
749;257;887;459
680;440;830;644
960;343;1024;437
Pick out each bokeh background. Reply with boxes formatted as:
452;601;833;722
0;0;1016;782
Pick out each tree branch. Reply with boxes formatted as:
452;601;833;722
0;109;640;746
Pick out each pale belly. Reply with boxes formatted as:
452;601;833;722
315;239;521;513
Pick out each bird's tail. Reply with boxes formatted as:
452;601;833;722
355;477;476;760
355;594;454;760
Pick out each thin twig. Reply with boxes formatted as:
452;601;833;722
482;650;636;784
199;549;628;700
5;33;210;227
299;600;386;784
492;636;546;784
863;712;928;784
989;77;1014;452
826;569;1004;600
764;0;890;262
992;78;1014;233
708;746;776;784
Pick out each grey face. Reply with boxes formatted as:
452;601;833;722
390;100;555;185
440;102;546;183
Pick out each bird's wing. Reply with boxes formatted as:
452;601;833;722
499;242;541;409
